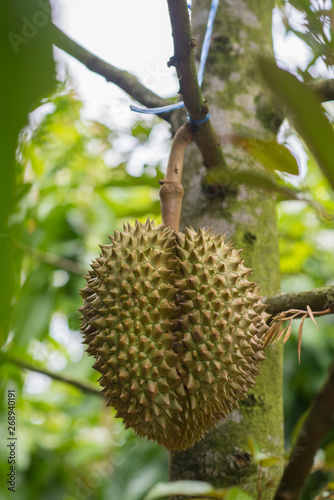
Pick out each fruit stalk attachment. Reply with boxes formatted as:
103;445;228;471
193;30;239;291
159;124;194;231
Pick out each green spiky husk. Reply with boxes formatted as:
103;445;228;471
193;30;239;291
79;219;269;451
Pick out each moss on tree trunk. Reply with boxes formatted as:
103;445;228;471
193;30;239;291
169;1;283;498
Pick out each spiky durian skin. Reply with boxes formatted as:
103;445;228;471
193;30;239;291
80;219;269;451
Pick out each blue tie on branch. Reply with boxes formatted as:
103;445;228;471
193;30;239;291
130;0;220;119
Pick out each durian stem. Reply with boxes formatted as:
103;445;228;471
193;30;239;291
160;124;194;232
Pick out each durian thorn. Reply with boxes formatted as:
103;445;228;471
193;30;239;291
113;230;121;241
184;226;196;240
143;218;153;230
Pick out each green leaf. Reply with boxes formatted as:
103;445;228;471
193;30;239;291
247;437;281;467
247;436;260;458
291;409;310;447
96;165;164;189
288;0;312;13
324;441;334;468
256;454;281;468
10;268;54;346
14;182;32;205
258;57;334;191
12;291;53;346
144;481;225;500
232;134;299;175
131;122;152;141
225;487;255;500
205;166;300;200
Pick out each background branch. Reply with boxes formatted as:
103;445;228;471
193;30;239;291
274;361;334;500
256;78;334;135
264;286;334;318
166;0;226;169
12;239;86;275
51;24;172;122
2;353;102;397
309;78;334;103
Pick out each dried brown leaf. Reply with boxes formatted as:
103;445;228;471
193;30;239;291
263;333;273;348
277;324;288;342
264;322;281;347
264;306;328;353
282;319;293;344
306;305;320;330
298;316;306;364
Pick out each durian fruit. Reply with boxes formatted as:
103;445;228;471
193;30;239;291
79;219;269;451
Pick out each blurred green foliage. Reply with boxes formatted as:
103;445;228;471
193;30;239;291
143;480;254;499
274;8;334;484
278;0;334;73
259;57;334;190
1;2;334;500
0;0;55;345
0;88;167;500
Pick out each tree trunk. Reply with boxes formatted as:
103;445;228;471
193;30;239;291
169;1;283;498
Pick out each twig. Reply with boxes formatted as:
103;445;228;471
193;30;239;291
274;361;334;500
159;125;194;231
166;0;226;169
2;354;102;397
255;79;334;136
308;78;334;103
205;165;334;221
262;288;334;362
263;307;331;363
167;0;205;119
264;286;334;318
51;24;172;122
12;239;86;275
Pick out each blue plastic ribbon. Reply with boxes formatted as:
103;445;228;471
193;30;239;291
187;112;210;125
130;101;185;114
197;0;219;87
130;0;219;122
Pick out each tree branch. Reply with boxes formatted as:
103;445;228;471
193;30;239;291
2;353;102;397
51;24;172;122
264;286;334;318
256;79;334;135
166;0;226;169
274;361;334;500
309;78;334;103
12;239;86;275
